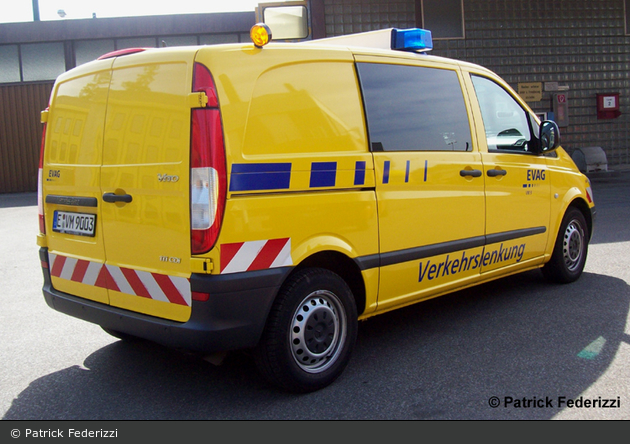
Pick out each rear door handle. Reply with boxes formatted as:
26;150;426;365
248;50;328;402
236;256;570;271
487;169;507;177
460;169;482;177
102;192;133;203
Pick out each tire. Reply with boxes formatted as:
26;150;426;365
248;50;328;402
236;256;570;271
254;268;358;393
542;207;589;284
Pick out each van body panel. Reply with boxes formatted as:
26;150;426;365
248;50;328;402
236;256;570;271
373;153;486;312
100;53;196;321
545;148;596;251
216;190;379;275
462;67;552;275
194;45;371;196
480;151;550;273
44;60;113;304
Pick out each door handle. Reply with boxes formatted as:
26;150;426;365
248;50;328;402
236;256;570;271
460;169;482;177
103;192;133;203
487;169;507;177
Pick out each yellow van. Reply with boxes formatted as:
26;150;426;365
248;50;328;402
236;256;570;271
37;26;595;393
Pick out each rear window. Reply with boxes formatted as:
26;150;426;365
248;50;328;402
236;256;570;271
357;62;472;152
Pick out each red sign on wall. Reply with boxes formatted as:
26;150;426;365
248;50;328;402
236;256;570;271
596;93;621;119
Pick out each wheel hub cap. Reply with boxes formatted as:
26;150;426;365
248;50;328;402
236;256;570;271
290;290;346;373
563;220;584;271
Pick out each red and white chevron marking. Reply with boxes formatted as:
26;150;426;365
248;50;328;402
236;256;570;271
220;237;292;274
48;253;191;306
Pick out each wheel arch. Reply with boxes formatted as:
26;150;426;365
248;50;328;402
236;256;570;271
549;192;594;253
542;200;590;283
289;251;367;317
567;197;594;242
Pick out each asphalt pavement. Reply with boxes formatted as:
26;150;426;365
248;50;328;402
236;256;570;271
0;167;629;421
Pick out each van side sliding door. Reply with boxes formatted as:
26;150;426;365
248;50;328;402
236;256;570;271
356;59;485;312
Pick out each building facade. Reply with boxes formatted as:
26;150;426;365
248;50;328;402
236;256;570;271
1;1;629;192
0;11;254;193
320;0;630;167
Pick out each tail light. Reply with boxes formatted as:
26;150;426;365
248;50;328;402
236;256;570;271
190;63;227;255
38;114;48;234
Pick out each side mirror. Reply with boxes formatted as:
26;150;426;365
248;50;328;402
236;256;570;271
539;120;560;153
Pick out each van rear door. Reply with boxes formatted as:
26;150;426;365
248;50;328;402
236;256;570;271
44;60;113;305
99;51;196;322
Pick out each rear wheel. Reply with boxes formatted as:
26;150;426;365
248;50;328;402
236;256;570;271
542;207;589;283
254;268;358;393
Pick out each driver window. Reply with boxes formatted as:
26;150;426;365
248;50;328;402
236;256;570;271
471;75;532;152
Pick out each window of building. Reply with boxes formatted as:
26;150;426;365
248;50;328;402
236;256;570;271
419;0;464;39
21;42;66;82
200;34;242;45
159;36;199;47
357;62;471;152
75;40;115;66
0;32;255;85
116;37;158;50
0;45;20;83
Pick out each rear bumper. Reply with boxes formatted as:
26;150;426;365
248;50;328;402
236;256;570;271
40;248;288;353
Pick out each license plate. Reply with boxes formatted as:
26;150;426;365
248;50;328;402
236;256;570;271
52;211;96;237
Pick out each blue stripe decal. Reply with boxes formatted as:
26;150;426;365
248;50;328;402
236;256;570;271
310;162;337;188
383;160;390;184
405;160;410;183
230;163;292;192
354;161;366;186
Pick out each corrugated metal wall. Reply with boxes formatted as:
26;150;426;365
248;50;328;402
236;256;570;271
0;82;52;193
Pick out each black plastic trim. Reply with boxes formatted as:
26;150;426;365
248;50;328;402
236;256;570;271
354;227;546;271
460;169;482;177
46;195;98;207
39;247;291;353
354;254;380;270
102;193;132;203
485;226;546;245
487;169;508;177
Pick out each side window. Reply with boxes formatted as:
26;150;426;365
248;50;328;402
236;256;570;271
357;62;472;152
470;75;533;152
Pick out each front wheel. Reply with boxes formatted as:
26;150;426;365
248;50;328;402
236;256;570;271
542;207;589;283
254;268;358;393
